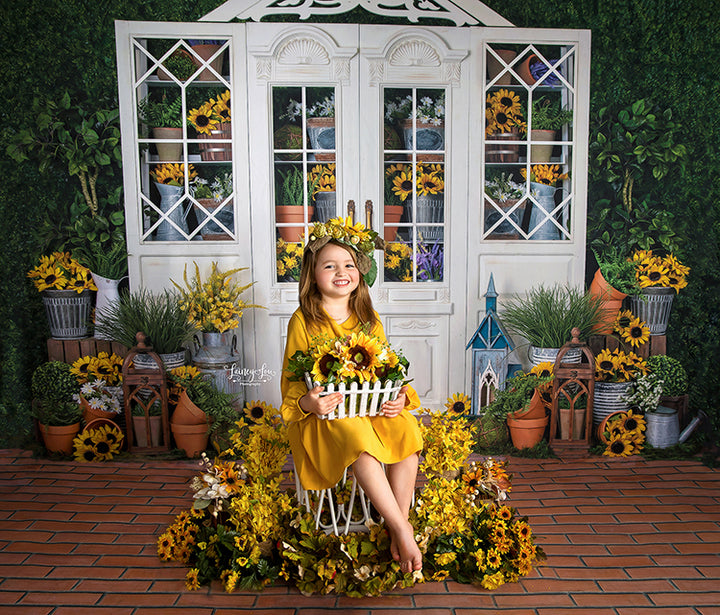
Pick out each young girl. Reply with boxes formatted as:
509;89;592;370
280;218;423;574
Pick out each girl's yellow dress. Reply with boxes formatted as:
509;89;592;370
281;308;423;490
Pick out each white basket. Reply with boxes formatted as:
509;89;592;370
307;376;404;421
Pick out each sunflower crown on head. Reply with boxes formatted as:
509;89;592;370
632;249;689;293
286;330;409;386
27;251;97;293
305;216;386;286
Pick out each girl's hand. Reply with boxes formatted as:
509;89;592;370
381;386;408;418
300;386;343;417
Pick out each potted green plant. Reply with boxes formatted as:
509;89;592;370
191;172;234;240
588;247;642;334
158;49;197;81
31;361;83;454
500;283;603;365
94;288;194;370
170;372;240;457
276;166;312;242
138;93;184;162
530;96;573;163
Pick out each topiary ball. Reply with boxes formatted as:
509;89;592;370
646;355;688;397
475;412;509;450
31;361;80;404
273;124;303;160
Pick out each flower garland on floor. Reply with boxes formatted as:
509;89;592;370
157;395;546;595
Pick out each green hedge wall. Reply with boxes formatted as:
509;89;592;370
1;0;718;447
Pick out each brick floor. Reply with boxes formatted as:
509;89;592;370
0;450;718;614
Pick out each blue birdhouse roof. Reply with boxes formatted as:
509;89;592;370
466;274;514;351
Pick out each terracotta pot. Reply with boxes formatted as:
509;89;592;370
171;422;209;458
589;269;627;334
559;406;586;440
486;49;518;85
171;390;207;426
84;418;126;451
509;389;547;420
276;206;314;242
190;43;224;81
518;54;539;85
39;422;81;455
80;396;117;423
383;205;404;241
506;414;548;450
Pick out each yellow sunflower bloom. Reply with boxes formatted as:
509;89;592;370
392;171;415;201
35;267;69;291
620;317;650;348
71;356;94;383
491;88;522;116
188;102;219;135
417;172;444;196
529;362;554;379
604;433;635;457
445;392;471;415
595;349;619;379
339;331;384;382
243;400;276;422
613;309;635;333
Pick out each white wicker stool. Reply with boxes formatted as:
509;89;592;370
293;462;377;535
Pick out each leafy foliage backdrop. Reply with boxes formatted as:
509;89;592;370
1;0;718;446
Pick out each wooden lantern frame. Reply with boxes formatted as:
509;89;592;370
121;332;171;453
549;327;595;452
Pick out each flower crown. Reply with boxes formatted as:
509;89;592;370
305;217;386;286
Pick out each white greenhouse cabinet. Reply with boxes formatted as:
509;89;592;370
114;1;591;408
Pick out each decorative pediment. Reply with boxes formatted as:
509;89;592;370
200;0;513;27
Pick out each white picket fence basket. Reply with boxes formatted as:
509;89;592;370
305;374;405;420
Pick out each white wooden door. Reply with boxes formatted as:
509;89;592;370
245;23;471;408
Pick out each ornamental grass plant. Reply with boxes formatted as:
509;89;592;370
94;288;195;354
501;283;603;349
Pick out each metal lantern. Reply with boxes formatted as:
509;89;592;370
466;274;515;415
549;327;595;452
121;332;171;453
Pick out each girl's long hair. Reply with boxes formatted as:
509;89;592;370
298;240;377;332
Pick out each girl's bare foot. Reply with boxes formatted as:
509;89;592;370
390;522;422;573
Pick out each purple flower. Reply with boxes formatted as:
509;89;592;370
530;59;561;86
416;242;444;282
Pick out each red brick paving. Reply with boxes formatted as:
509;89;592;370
0;450;718;614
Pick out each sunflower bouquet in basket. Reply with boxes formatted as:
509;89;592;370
27;251;97;293
286;330;409;387
632;249;689;293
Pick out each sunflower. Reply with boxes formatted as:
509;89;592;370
491;88;522;116
71;356;94;383
613;309;635;333
185;568;201;591
340;331;383;382
213;99;231;123
417;172;444;196
604;433;635;457
488;106;518;133
214;460;246;494
73;440;98;462
392;171;415;201
445;392;471;415
619;317;650;348
637;262;670;288
36;267;69;291
529;362;554;379
151;163;196;186
461;468;483;493
188;102;219;135
243;400;273;422
615;408;646;437
595;349;619;379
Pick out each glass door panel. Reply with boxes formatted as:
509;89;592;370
382;87;445;283
272;85;338;283
483;42;576;241
133;36;234;242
